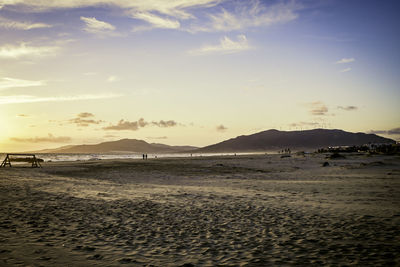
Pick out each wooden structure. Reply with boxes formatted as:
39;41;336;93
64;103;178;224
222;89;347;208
0;153;42;168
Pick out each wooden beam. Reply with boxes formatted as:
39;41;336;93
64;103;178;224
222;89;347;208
0;154;42;168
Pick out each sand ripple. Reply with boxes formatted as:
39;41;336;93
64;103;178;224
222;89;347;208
1;154;399;266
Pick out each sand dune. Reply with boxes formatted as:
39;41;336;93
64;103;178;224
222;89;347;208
1;153;399;266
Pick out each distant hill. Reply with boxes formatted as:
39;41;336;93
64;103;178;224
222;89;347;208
34;139;197;154
194;129;395;153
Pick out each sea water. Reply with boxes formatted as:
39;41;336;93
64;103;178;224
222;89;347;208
0;152;267;163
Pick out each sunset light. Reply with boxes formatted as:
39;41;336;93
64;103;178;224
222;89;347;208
1;1;400;266
0;0;398;152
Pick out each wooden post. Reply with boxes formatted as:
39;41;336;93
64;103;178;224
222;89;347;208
0;154;11;167
31;155;41;168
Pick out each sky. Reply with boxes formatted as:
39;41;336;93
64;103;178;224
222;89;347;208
0;0;399;152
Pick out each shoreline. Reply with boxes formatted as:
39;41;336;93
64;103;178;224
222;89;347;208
0;151;275;164
0;149;387;165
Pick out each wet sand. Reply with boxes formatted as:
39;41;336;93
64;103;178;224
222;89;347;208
1;153;399;266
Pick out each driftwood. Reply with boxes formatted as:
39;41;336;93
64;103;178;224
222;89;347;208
0;153;42;168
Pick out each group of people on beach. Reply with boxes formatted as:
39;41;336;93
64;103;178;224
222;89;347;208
142;154;148;160
280;148;291;154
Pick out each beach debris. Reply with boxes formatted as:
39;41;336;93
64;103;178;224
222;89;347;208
322;161;330;167
296;151;306;156
327;153;345;159
0;153;42;168
360;161;385;167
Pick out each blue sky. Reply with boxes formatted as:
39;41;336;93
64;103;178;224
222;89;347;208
0;0;399;151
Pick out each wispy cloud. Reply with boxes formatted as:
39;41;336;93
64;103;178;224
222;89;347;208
103;118;179;131
104;134;119;138
340;67;352;73
0;77;45;90
69;112;103;127
131;12;180;30
189;1;300;32
16;114;29;117
10;133;71;143
0;94;121;105
0;1;219;16
103;119;142;131
338;105;358;111
124;1;218;19
80;16;116;35
308;101;328;116
369;127;400;135
0;16;52;30
0;43;59;59
1;1;298;33
78;112;94;118
147;136;168;140
289;121;320;128
189;34;251;55
336;58;355;64
216;124;227;132
69;118;103;127
0;0;217;32
389;128;400;135
152;120;177;127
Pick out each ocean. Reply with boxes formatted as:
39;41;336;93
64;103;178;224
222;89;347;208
0;152;267;163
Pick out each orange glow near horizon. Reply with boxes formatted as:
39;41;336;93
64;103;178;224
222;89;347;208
0;1;399;152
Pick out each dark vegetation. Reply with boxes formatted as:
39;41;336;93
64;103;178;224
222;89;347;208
317;144;400;155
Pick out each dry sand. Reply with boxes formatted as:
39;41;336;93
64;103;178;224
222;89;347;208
0;153;399;266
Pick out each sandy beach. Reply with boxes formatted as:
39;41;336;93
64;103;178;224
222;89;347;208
0;153;399;266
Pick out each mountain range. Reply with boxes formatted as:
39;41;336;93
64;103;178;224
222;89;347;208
33;129;395;154
195;129;395;153
34;139;197;154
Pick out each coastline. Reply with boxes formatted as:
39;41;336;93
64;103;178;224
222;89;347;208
0;152;272;164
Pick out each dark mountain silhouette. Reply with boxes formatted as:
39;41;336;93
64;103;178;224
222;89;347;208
194;129;395;153
34;139;197;154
